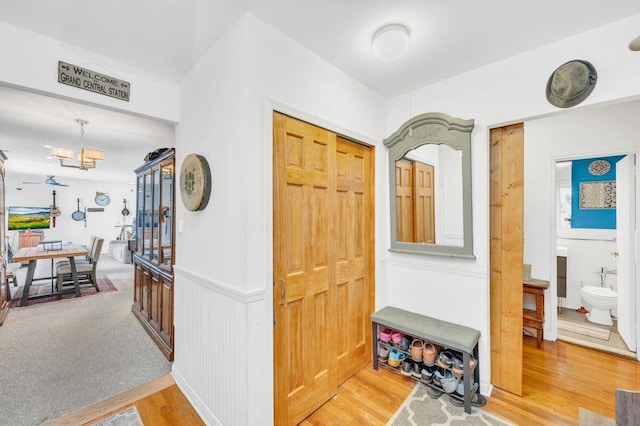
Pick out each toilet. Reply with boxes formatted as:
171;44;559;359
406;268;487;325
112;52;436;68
580;285;617;326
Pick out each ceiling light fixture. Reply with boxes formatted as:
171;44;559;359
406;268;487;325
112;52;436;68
51;118;104;171
629;35;640;51
372;24;409;61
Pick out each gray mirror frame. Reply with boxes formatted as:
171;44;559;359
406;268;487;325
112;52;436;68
384;112;475;258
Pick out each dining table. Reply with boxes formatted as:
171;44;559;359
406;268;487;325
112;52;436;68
11;244;88;307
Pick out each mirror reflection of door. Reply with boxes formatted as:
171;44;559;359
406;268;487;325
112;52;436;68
396;158;415;242
395;158;435;243
395;144;463;246
414;161;436;243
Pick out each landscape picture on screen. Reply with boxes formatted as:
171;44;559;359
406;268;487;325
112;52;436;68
8;206;51;231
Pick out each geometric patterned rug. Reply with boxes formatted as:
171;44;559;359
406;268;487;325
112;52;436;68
93;406;144;426
8;275;117;308
388;383;514;426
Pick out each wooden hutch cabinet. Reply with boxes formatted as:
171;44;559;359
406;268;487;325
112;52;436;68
0;151;8;325
132;148;175;361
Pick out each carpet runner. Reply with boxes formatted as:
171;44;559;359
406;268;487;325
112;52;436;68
8;275;117;308
388;383;513;426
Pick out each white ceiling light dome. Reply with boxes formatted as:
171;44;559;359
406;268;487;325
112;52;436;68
372;24;409;61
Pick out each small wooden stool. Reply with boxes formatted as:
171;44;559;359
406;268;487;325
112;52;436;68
523;278;549;348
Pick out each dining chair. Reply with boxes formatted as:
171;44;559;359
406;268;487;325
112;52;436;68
55;236;98;269
83;235;97;262
56;237;104;293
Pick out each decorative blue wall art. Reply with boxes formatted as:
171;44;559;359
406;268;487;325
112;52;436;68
571;155;625;229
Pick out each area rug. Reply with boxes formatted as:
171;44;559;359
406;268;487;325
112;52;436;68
558;318;611;340
388;384;513;426
93;406;144;426
8;275;117;308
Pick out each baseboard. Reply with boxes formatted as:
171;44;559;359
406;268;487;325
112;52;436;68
173;366;223;426
481;381;493;397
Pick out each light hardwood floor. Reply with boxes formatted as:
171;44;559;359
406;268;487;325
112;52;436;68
51;335;639;425
305;335;639;425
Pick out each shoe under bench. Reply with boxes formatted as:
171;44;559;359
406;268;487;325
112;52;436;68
370;306;481;414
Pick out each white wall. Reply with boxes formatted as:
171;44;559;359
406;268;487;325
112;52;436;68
525;101;640;320
5;172;135;253
386;13;640;391
173;13;386;426
0;21;179;123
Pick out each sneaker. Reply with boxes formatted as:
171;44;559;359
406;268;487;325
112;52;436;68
401;335;412;351
452;356;465;377
411;361;422;378
401;359;413;376
437;350;454;369
441;370;459;394
379;328;393;342
391;331;403;344
450;392;487;408
421;365;434;383
456;382;479;397
426;386;443;399
378;342;390;360
433;367;445;387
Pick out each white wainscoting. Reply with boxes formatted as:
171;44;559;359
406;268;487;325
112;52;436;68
173;265;266;426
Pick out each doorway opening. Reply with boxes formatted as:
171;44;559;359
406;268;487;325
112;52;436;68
553;154;637;359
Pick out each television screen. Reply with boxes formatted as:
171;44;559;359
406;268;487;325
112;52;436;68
8;206;51;231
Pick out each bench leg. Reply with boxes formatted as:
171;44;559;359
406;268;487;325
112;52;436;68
372;321;379;370
462;352;472;414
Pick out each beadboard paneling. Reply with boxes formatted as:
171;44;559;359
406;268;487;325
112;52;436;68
173;266;266;426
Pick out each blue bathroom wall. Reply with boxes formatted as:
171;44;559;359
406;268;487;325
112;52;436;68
571;155;625;229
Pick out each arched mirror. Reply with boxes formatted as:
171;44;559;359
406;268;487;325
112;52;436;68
384;112;475;258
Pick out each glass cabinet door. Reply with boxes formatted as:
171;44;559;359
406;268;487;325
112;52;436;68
0;164;5;258
142;171;152;258
151;166;161;264
159;160;174;269
135;175;143;256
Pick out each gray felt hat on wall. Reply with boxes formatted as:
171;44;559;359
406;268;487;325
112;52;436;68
546;59;597;108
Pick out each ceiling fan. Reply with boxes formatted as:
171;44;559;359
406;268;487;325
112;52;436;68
22;175;69;187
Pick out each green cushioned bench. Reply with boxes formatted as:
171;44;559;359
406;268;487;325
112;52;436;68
371;306;481;414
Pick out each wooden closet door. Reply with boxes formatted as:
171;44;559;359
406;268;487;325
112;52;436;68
273;114;374;425
273;112;338;426
335;136;373;384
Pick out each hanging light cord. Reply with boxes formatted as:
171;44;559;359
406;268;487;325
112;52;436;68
78;119;87;164
408;37;413;136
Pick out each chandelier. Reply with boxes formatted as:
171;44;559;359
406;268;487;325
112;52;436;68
51;118;104;170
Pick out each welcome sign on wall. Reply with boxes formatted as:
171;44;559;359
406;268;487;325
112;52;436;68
58;61;130;101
